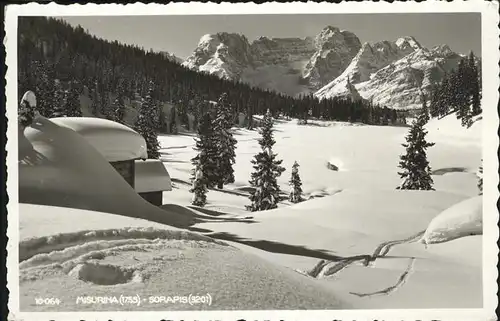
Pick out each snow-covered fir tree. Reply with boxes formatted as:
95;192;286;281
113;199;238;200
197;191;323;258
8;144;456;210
469;52;482;117
111;95;125;123
51;81;66;118
134;81;160;159
289;161;303;204
190;165;208;207
247;109;286;212
213;93;237;189
18;91;36;128
64;82;82;117
110;81;126;124
191;112;218;189
33;61;55;118
397;111;435;190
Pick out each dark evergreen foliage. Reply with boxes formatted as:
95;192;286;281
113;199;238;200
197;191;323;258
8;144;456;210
428;52;481;127
109;80;126;123
190;166;208;207
191;112;219;189
51;81;66;118
134;81;160;159
18;100;35;128
397;111;435;190
289;161;303;204
247;110;286;212
213;93;238;189
64;82;83;117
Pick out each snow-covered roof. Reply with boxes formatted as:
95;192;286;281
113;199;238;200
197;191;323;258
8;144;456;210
50;117;147;162
134;159;172;193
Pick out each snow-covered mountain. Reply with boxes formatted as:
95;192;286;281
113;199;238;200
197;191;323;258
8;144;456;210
183;26;362;96
316;41;465;109
183;27;469;109
301;26;362;89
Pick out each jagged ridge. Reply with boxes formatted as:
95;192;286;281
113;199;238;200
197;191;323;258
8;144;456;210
183;27;471;110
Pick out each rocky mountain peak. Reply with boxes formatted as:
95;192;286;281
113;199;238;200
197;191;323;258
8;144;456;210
182;29;468;110
395;36;422;52
316;39;468;109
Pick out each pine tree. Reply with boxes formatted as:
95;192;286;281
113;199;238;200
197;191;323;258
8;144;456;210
289;161;303;203
51;81;66;118
190;165;208;207
134;81;160;159
247;110;286;212
213;93;237;189
110;81;126;123
191;112;218;188
64;82;82;117
397;112;435;190
33;61;55;118
469;52;482;117
453;58;473;127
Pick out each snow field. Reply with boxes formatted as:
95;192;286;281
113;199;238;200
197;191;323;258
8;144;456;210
18;113;483;310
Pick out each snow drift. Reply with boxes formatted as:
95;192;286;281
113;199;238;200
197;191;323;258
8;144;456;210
422;196;482;245
18;116;195;228
19;204;350;311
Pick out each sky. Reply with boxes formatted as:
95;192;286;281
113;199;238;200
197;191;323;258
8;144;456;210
61;13;481;60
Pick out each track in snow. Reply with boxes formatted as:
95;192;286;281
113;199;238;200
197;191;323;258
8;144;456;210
19;227;229;286
306;230;425;280
349;258;416;297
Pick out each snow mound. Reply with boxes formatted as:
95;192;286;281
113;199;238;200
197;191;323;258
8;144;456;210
19;116;195;228
20;225;225;263
51;117;147;162
422;196;482;245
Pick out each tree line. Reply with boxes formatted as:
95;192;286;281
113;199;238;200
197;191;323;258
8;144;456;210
18;16;404;128
428;52;481;127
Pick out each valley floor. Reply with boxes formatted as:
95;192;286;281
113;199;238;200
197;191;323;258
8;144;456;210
18;115;483;311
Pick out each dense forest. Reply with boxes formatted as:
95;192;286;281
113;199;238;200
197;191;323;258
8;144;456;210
428;52;482;127
18;17;407;130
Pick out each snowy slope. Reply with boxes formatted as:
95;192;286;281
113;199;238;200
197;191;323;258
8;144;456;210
18;115;483;310
19;204;349;311
425;113;482;146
